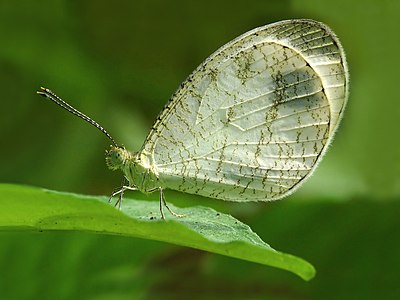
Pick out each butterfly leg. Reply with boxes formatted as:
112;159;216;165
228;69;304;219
159;188;185;219
109;181;137;209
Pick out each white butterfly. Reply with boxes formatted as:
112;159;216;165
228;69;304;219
39;19;348;219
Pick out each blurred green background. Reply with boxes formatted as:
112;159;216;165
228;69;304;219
1;0;400;299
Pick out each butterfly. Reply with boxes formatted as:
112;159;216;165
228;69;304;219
38;19;348;219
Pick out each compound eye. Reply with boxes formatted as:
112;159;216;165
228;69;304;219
112;152;120;163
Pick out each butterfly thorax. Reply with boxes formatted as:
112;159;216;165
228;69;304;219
105;146;160;193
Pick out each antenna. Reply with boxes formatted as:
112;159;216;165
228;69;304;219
37;87;118;147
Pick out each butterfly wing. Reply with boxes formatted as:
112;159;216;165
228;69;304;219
141;19;349;201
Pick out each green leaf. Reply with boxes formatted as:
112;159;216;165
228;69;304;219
0;183;315;280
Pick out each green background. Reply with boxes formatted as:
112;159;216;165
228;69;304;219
1;0;399;299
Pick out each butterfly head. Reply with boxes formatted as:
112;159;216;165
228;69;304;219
105;145;133;171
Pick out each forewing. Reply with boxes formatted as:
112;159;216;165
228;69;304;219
142;19;348;201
